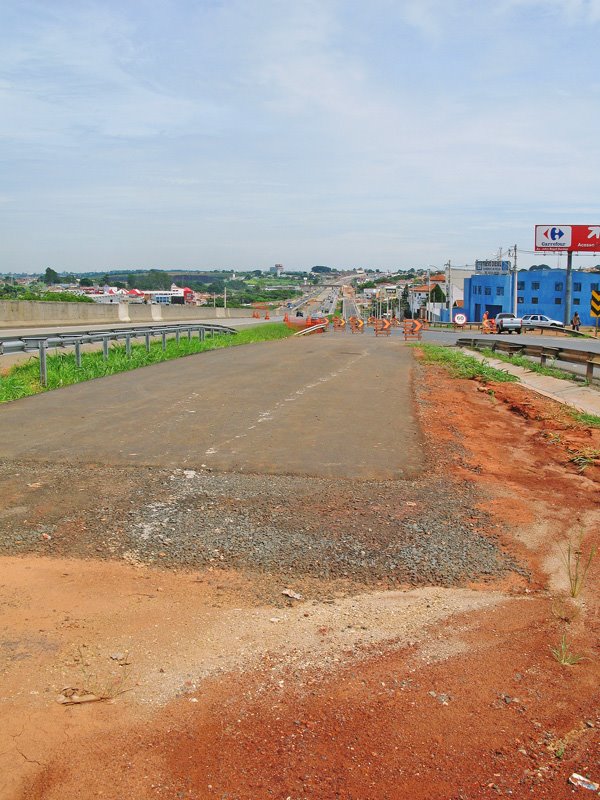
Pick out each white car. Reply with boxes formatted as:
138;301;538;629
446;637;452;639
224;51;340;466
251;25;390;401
521;314;563;328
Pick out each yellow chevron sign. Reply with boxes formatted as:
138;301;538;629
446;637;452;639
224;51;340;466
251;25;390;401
592;290;600;318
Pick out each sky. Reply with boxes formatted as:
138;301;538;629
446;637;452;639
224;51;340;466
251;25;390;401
2;0;600;274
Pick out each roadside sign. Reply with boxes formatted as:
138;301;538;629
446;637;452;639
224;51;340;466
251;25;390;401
453;313;467;326
403;319;423;341
535;225;600;252
475;260;510;274
591;290;600;318
374;318;391;337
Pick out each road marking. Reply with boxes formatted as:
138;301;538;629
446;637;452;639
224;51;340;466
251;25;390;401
204;352;367;456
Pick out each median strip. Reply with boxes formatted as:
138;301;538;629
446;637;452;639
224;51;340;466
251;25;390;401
0;323;293;403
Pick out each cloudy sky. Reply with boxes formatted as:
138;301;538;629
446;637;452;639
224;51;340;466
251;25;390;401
2;0;600;273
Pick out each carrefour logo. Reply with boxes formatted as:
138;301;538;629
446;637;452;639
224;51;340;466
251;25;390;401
536;225;572;248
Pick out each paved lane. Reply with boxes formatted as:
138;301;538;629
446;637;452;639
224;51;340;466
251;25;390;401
0;335;423;480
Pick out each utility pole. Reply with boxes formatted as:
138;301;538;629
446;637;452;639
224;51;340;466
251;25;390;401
445;260;452;322
426;267;431;322
565;250;573;327
512;244;518;315
224;285;227;309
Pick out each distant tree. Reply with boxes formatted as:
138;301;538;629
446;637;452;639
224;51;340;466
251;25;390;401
400;285;411;318
311;266;333;274
127;274;137;288
100;274;111;285
79;277;94;287
429;283;445;303
529;264;551;270
134;270;172;290
113;281;127;289
43;267;59;285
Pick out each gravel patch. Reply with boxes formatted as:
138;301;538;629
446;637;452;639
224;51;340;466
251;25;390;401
0;460;527;587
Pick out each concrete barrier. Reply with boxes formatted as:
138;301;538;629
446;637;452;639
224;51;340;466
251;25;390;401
0;301;256;328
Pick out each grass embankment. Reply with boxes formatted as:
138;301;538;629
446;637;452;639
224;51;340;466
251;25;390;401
416;343;519;383
479;347;580;383
572;411;600;428
0;323;293;404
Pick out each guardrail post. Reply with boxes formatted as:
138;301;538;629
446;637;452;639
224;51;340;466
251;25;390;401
586;359;594;382
200;328;205;342
162;332;167;351
102;337;109;361
75;340;82;368
187;327;192;341
145;332;150;352
38;341;47;386
175;330;180;346
126;335;131;357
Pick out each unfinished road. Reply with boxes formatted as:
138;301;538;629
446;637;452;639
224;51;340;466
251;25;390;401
0;335;422;479
0;332;598;800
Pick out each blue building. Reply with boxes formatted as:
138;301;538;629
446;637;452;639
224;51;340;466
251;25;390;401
463;269;600;325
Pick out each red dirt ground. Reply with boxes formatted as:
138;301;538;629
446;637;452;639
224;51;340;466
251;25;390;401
4;360;599;800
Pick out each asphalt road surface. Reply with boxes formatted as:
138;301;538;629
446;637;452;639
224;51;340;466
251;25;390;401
0;334;422;480
423;327;600;352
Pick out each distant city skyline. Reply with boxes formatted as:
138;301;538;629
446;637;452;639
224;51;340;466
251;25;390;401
2;1;600;273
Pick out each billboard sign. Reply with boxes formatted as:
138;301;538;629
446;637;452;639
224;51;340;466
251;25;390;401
475;260;511;274
535;225;600;252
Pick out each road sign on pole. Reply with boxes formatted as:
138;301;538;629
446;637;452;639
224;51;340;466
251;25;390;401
592;290;600;338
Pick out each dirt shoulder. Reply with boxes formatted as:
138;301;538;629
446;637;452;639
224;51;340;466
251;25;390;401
0;351;598;800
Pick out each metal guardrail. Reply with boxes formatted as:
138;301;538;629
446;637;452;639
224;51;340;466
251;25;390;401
457;337;600;382
0;322;237;386
429;321;588;337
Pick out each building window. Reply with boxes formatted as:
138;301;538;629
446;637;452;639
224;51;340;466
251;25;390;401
531;282;540;290
484;287;491;295
496;286;504;296
573;298;580;305
532;297;538;304
517;281;525;290
555;282;563;291
592;283;599;291
573;282;581;292
555;297;562;304
517;296;524;304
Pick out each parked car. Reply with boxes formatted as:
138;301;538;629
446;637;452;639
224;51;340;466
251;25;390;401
494;312;523;334
521;314;563;328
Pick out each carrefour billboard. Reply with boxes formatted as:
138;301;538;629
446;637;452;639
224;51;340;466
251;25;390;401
535;225;600;252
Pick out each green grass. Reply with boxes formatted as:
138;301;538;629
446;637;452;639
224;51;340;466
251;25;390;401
479;347;580;382
0;323;293;404
571;410;600;428
416;344;519;383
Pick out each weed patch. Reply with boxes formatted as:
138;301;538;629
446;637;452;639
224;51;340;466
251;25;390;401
550;634;584;666
566;447;600;473
561;533;597;597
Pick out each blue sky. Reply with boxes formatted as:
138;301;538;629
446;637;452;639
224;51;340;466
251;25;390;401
2;0;600;273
